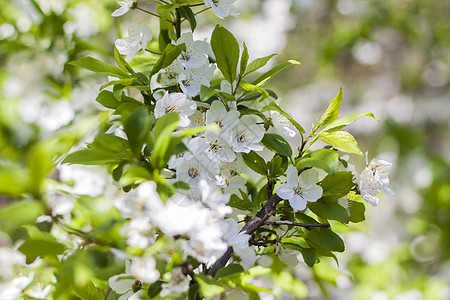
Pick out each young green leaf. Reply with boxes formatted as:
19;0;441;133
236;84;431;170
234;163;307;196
308;201;350;224
245;53;278;76
150;44;185;77
147;281;164;298
68;56;131;79
100;78;138;90
321;112;378;132
151;113;179;169
239;42;249;78
240;82;269;100
296;149;339;175
19;238;66;264
318;131;363;155
252;60;301;87
349;200;366;223
114;46;136;75
318;87;343;128
95;90;120;109
261;133;293;157
178;6;196;31
211;25;240;84
124;107;154;154
320;171;354;201
195;274;226;298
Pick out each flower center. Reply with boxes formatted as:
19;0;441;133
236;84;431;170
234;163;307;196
188;167;199;179
210;141;222;153
293;185;303;196
165;105;176;113
236;131;245;143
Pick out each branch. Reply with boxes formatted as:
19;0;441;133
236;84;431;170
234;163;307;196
206;185;283;277
263;220;330;230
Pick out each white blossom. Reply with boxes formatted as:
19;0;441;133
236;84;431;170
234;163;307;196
222;219;258;269
129;256;160;284
25;283;52;299
358;157;394;206
124;217;154;249
216;157;246;191
160;59;183;87
203;0;239;19
206;100;240;134
160;268;190;297
231;115;265;153
109;261;137;300
0;272;34;300
203;131;236;163
178;63;216;97
176;32;211;69
276;166;323;211
270;111;296;138
115;23;152;62
111;0;136;17
154;91;197;127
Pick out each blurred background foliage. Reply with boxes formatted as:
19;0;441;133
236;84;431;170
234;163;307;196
0;0;449;299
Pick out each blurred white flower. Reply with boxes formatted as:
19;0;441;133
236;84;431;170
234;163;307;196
276;166;323;211
358;156;394;206
25;283;52;299
112;0;136;17
204;0;239;19
115;23;152;62
160;268;190;297
129;256;160;284
0;272;34;300
154;91;197;127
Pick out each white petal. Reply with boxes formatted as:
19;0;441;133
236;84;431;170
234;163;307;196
303;185;323;203
299;169;319;186
289;195;307;211
276;183;294;200
112;6;129;17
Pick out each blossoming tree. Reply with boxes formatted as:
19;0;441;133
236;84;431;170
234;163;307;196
0;0;394;299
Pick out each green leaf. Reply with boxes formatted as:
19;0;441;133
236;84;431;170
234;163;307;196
282;237;309;251
216;264;245;279
114;46;136;75
63;149;130;165
238;106;270;129
318;131;363;155
349;199;366;223
68;57;130;79
19;238;66;264
196;274;226;298
242;151;267;175
240;82;269;100
321;171;354;201
95;90;120;109
228;194;258;211
188;283;200;300
0;200;44;234
261;101;305;134
151;113;179;169
269;155;288;177
252;60;301;87
0;167;27;196
273;271;307;298
239;42;249;78
124;107;154;154
150;44;185;77
261;133;292;157
178;6;196;31
321;112;379;132
308;201;349;224
296;149;339;175
299;248;317;267
307;227;345;252
211;25;240;84
245;53;278;76
120;165;153;186
147;281;164;298
74;281;104;300
318;87;343;127
100;78;138;90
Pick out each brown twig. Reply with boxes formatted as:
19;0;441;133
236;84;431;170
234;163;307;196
263;220;330;230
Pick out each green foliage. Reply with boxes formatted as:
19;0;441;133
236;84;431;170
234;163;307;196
68;57;131;79
245;53;279;76
261;133;293;157
296;149;340;175
242;151;267;175
318;131;363;155
150;44;186;77
320;171;355;201
261;101;305;133
211;25;240;84
124;107;154;154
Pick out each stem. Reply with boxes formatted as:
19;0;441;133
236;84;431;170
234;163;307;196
145;48;162;55
136;6;175;24
195;7;211;15
264;220;330;230
175;8;181;39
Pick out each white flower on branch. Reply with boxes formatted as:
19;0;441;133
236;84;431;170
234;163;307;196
216;156;246;191
111;0;136;17
276;166;323;211
115;23;152;62
231;115;265;153
129;256;160;284
160;268;190;297
178;63;216;97
204;0;239;19
0;272;34;300
154;91;197;127
176;32;211;69
206;100;240;134
358;156;394;206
